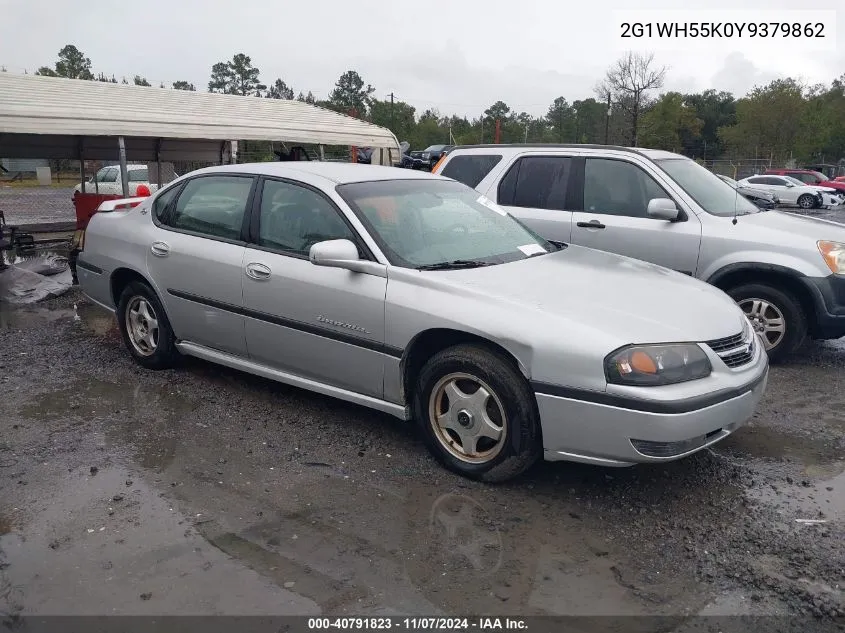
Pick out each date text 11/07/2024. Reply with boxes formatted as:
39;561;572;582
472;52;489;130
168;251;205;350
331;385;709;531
620;21;826;38
307;617;528;630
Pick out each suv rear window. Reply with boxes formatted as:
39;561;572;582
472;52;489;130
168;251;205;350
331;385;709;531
441;155;502;188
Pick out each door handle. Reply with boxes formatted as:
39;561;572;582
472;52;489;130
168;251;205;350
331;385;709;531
576;220;606;229
245;262;272;280
150;241;170;257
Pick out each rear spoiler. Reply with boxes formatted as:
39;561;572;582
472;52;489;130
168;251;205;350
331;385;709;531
95;197;147;212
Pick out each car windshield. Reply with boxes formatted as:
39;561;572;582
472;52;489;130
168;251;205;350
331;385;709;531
336;179;554;269
424;145;445;152
655;158;760;217
784;176;807;187
810;171;828;181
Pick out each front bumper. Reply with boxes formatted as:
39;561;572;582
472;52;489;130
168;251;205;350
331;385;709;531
535;355;769;466
822;193;845;208
802;273;845;339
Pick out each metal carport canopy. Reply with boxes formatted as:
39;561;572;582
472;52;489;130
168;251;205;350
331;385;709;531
0;73;401;162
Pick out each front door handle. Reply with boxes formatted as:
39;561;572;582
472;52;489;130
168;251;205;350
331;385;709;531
576;220;606;229
150;241;170;257
245;262;272;281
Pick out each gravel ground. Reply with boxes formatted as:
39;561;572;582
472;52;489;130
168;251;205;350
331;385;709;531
0;289;843;631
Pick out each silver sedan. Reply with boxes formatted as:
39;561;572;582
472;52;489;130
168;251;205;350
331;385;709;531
76;163;768;481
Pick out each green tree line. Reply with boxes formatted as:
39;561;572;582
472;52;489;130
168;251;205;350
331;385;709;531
24;45;845;164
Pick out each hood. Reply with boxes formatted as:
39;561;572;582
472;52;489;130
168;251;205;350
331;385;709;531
732;209;845;241
410;246;748;345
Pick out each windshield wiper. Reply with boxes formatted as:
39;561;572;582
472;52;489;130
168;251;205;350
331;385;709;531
416;259;492;271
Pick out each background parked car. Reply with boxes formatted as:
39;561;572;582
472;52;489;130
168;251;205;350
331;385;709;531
74;164;166;196
409;144;454;171
737;175;825;209
717;175;779;209
434;145;845;361
766;168;845;193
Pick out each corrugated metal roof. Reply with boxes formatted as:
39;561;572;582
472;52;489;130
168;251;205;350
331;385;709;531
0;73;400;160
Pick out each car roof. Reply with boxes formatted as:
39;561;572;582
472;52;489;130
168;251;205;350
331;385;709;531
187;161;448;185
444;143;686;161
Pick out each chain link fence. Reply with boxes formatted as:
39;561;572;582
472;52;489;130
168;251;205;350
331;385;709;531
701;159;775;180
1;140;384;227
0;159;185;226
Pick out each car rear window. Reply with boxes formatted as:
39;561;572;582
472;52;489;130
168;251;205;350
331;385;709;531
441;154;502;188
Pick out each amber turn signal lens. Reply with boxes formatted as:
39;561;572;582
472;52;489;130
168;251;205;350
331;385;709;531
630;351;658;374
818;240;845;274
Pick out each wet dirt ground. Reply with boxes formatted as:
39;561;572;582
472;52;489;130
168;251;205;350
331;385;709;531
1;290;843;631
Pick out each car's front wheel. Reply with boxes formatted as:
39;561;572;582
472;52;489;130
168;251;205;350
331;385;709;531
413;344;541;482
797;194;817;209
116;281;179;370
727;283;808;362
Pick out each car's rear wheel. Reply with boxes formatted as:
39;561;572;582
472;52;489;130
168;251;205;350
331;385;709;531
797;194;816;209
116;281;179;370
413;344;541;482
727;283;807;362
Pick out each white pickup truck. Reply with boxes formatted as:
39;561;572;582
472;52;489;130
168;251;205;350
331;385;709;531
74;164;165;196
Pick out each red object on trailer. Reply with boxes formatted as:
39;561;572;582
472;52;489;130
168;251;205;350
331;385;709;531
72;191;122;230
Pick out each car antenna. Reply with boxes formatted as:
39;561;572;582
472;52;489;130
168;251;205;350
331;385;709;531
732;172;746;225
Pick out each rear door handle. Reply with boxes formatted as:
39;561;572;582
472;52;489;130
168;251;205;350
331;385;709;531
576;220;606;229
245;262;271;280
150;241;170;257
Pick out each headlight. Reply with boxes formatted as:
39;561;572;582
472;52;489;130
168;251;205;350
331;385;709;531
605;344;712;386
818;241;845;274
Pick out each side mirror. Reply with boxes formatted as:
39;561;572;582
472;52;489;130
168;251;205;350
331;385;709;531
646;198;679;221
785;182;795;188
309;239;386;277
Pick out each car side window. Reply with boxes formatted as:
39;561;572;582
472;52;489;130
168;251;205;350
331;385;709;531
583;158;669;218
97;168;118;183
128;168;149;182
165;176;253;241
498;156;571;210
441;155;503;188
258;179;356;257
152;185;182;221
747;177;765;185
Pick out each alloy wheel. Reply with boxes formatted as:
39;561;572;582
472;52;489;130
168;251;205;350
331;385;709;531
739;297;786;350
125;296;159;357
428;372;507;464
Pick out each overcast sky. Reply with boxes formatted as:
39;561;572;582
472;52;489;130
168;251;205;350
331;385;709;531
0;0;842;118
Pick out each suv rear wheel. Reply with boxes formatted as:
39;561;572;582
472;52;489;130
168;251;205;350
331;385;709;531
727;283;807;362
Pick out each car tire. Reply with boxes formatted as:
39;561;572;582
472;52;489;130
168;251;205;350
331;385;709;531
412;344;542;482
797;194;816;209
727;283;808;363
116;281;179;370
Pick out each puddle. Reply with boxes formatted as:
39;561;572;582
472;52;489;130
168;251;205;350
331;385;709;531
0;463;317;615
19;378;196;471
0;301;117;337
719;424;843;465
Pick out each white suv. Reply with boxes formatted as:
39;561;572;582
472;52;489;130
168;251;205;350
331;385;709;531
434;144;845;361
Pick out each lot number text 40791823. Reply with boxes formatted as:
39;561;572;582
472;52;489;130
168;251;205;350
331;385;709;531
307;617;528;630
